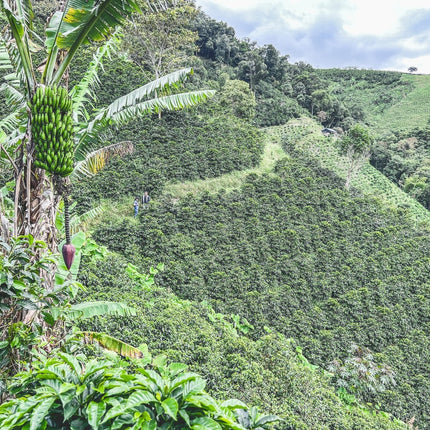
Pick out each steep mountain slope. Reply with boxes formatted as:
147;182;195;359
90;137;430;427
275;117;430;225
78;252;408;430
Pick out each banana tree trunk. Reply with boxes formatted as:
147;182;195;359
14;139;61;289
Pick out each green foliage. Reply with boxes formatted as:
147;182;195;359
274;118;430;222
371;75;430;133
0;233;136;389
339;123;373;188
254;82;305;127
123;0;198;78
315;69;411;126
88;147;430;426
370;126;430;209
340;123;373;157
328;344;397;403
72;111;263;213
218;79;256;121
77;255;407;429
0;235;73;378
0;352;277;430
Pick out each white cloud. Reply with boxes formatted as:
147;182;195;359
196;0;430;73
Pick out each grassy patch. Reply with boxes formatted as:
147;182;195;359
371;74;430;134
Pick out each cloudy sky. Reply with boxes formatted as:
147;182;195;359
195;0;430;74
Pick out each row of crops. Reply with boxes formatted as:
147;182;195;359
274;117;430;226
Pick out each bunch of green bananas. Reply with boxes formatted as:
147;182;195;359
31;85;74;177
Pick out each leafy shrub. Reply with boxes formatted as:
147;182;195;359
78;254;407;429
0;352;280;430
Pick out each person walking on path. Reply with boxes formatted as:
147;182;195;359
133;198;139;217
142;191;151;209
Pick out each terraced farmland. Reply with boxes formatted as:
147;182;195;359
275;117;430;225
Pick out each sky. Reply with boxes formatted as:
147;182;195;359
195;0;430;74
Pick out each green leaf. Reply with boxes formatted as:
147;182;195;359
58;353;82;378
170;372;199;390
179;409;190;427
29;397;56;430
48;0;141;84
255;414;283;426
73;141;134;179
125;391;157;409
161;398;178;420
70;417;88;430
220;399;248;410
110;414;134;430
139;420;157;430
1;0;35;94
108;91;216;125
182;378;206;398
12;279;27;290
42;311;55;326
63;398;80;421
59;301;136;321
185;394;218;412
190;417;222;430
58;382;77;408
101;404;127;423
102;383;131;398
87;401;106;430
82;332;144;359
139;369;165;391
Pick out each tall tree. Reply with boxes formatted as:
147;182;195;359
123;0;198;79
339;123;373;189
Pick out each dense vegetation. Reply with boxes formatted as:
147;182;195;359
371;125;430;209
72;110;263;213
2;0;430;428
88;149;430;427
78;252;407;429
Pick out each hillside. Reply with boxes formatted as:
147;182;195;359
372;74;430;134
69;58;430;428
79;252;408;430
3;2;430;429
85;129;429;427
273;117;430;225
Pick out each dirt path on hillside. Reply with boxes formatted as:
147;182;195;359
162;128;287;198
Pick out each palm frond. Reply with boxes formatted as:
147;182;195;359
70;205;105;234
56;301;136;320
82;331;145;359
1;0;35;94
0;80;24;105
47;0;141;84
71;141;134;180
70;33;121;123
0;41;15;71
0;111;22;137
5;0;33;30
109;90;215;123
93;68;194;124
76;69;215;153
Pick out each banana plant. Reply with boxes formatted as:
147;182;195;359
0;0;215;256
0;234;141;378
